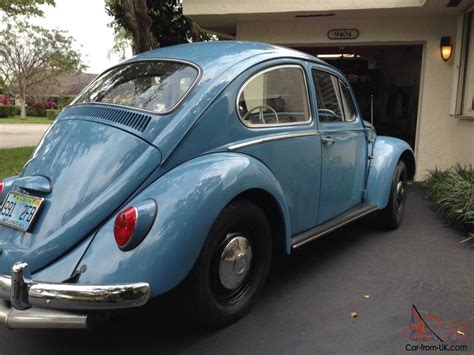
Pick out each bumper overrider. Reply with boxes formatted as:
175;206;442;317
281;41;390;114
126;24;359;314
0;262;150;329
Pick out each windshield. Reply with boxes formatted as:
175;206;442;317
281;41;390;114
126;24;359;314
73;61;199;114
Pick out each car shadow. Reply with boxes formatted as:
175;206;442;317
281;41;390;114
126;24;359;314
9;216;387;353
27;219;379;344
7;184;467;355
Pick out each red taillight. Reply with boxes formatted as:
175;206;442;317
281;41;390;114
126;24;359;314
114;207;137;247
0;181;3;194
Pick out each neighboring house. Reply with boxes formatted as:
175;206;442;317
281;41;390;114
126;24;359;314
183;0;474;181
29;72;97;98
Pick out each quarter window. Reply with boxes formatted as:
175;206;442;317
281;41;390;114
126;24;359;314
312;70;344;123
238;66;311;126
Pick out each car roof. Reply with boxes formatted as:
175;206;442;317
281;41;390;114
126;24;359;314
113;42;336;161
126;41;327;70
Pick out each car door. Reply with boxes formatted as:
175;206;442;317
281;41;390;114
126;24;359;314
230;63;322;235
311;68;367;224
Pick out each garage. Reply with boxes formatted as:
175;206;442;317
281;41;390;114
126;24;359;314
296;45;423;148
183;0;474;180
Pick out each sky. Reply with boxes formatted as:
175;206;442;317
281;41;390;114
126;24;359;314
32;0;131;74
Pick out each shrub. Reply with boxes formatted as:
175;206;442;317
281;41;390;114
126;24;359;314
425;165;474;244
56;96;73;109
26;106;46;117
47;98;57;109
0;95;10;105
0;105;16;118
46;109;59;120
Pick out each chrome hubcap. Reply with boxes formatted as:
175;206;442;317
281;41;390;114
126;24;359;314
396;180;406;205
218;235;253;290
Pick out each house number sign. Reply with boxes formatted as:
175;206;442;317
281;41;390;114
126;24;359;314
327;29;359;40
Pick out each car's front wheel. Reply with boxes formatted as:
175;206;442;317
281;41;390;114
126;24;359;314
187;199;272;328
378;160;408;230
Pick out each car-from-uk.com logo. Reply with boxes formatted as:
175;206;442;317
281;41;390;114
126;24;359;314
403;305;469;352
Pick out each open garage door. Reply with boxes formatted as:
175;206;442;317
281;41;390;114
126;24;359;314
297;45;422;149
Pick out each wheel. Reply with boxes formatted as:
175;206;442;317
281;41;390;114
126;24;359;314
187;199;272;328
378;160;408;230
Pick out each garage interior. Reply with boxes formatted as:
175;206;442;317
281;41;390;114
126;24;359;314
297;45;423;148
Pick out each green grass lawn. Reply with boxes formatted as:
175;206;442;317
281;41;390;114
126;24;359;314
0;147;35;179
0;116;51;124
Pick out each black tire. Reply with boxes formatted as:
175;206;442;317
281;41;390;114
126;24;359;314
378;160;408;230
187;199;272;328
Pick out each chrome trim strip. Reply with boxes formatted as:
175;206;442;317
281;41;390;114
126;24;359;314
0;262;150;311
228;131;319;150
70;58;202;116
236;64;313;128
292;205;378;249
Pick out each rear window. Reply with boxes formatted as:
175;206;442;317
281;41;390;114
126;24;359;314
73;61;199;114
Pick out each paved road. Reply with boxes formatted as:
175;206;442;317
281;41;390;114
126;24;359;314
0;184;472;354
0;124;50;148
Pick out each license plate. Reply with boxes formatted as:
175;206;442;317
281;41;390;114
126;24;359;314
0;191;44;232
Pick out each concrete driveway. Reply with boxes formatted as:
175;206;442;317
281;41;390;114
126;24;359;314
0;184;472;354
0;124;50;148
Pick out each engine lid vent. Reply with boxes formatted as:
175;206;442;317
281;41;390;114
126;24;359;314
60;105;152;133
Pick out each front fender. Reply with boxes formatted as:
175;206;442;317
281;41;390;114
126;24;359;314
74;153;290;297
366;136;414;209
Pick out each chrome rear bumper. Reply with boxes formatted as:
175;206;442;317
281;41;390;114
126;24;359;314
0;262;150;329
0;301;89;329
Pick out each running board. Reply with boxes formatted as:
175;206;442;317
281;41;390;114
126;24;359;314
291;203;378;249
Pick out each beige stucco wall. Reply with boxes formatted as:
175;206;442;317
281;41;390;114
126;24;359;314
184;0;426;15
236;16;474;180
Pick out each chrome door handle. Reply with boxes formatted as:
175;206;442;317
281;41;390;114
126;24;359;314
322;137;336;145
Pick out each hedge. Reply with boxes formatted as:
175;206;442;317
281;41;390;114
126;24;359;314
56;96;74;109
46;109;59;120
26;106;47;117
0;105;16;118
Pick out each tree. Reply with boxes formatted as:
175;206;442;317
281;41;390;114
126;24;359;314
0;0;55;17
107;27;133;61
0;21;85;118
0;76;8;95
105;0;213;54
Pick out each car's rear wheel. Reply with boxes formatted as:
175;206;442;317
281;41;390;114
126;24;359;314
378;160;408;230
188;199;272;328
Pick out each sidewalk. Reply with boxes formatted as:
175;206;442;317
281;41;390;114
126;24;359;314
0;124;50;148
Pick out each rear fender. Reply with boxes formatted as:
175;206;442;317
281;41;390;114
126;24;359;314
366;136;415;209
73;153;290;297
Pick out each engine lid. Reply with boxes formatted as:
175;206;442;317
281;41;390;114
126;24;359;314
0;118;161;274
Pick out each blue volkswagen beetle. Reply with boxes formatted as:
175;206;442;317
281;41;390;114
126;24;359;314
0;41;414;329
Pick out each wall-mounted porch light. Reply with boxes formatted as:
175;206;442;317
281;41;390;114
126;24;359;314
440;37;453;62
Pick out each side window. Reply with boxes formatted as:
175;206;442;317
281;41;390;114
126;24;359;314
238;66;311;126
339;80;358;122
312;70;343;123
